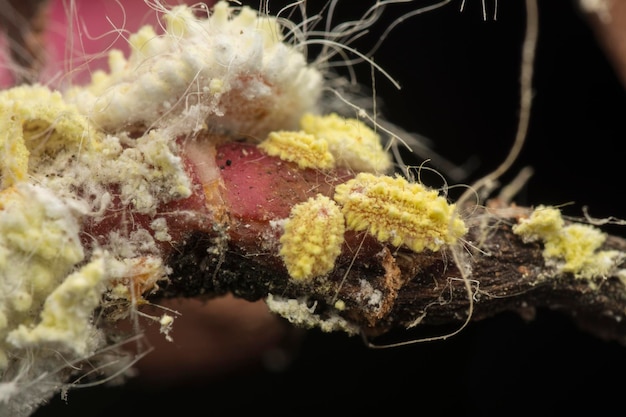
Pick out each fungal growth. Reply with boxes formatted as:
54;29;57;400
279;194;346;281
334;172;467;252
258;130;335;170
513;205;623;281
0;3;466;414
2;1;626;416
64;1;323;138
0;184;87;370
300;112;393;173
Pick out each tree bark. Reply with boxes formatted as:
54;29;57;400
152;158;626;345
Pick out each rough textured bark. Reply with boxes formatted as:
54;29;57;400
155;191;626;342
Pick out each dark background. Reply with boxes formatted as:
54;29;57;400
35;1;626;416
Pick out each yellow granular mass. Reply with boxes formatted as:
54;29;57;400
7;257;107;357
512;205;563;239
279;195;345;281
300;112;392;173
333;173;467;252
548;224;608;274
0;85;96;157
258;130;335;169
0;85;99;191
0;184;86;370
513;205;620;279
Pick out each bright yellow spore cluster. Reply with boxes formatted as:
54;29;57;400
334;172;467;252
0;85;96;189
513;205;621;279
258;130;335;169
300;113;392;173
279;195;345;281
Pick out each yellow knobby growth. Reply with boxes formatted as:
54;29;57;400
0;85;99;191
0;184;86;370
0;85;97;155
7;257;107;356
300;112;392;173
513;205;621;279
279;194;345;281
334;172;467;252
258;130;335;169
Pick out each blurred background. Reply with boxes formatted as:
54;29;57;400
13;0;626;415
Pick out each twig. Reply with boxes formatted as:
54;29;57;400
154;172;626;345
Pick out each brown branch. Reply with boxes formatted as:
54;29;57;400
145;143;626;345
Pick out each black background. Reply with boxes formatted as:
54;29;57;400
34;1;626;416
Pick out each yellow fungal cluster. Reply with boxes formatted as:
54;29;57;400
7;257;107;357
0;85;96;190
513;205;621;280
258;131;335;170
0;184;87;370
334;172;467;252
279;195;345;281
278;172;467;282
300;112;392;173
258;112;393;173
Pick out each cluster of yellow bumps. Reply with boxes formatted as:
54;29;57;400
259;112;468;281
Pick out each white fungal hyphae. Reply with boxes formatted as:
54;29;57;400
265;294;360;335
65;1;323;139
0;185;112;415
